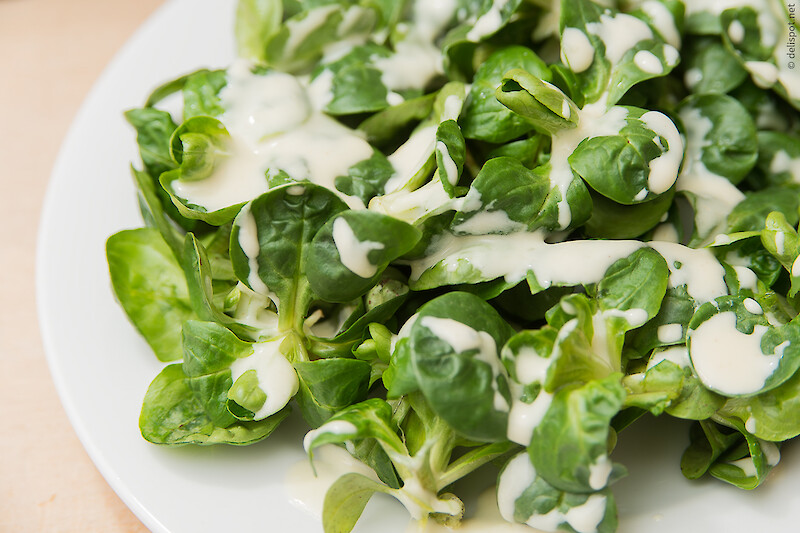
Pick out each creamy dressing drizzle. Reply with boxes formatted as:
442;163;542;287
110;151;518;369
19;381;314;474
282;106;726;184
527;494;607;533
411;232;731;306
231;282;280;337
383;125;438;193
332;217;384;278
770;150;800;182
641;1;681;48
588;455;612;490
743;298;763;315
634;50;663;74
657;323;683;344
506;344;556;445
640;111;684;194
286;444;383;519
172;61;372;212
688;312;787;395
647;345;690;370
734;265;759;292
466;0;511;41
435;140;459;186
229;336;298;420
303;420;358;452
236;203;270;295
561;27;595;73
452;209;525;235
649;241;728;303
585;12;652;66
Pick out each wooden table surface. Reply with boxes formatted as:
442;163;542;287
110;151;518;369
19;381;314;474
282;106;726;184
0;0;162;530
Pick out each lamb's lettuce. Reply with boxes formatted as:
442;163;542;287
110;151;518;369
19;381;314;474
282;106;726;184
108;0;800;532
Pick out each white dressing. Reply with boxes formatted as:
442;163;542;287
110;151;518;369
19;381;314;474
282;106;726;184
286;444;383;519
730;457;758;477
775;231;785;255
548;102;630;228
506;388;553;446
647;345;690;371
435;140;459;186
506;345;555;445
770;150;800;181
526;493;607;533
561;27;595;73
792;256;800;278
684;68;703;89
657;324;683;344
649;241;728;303
229;336;299;420
384;125;438;193
585;12;653;66
588;455;612;490
466;0;511;41
634;50;663;74
728;20;745;43
745;61;779;88
303;420;358;452
734;265;759;292
236;203;270;295
688;312;786;395
641;1;681;48
743;298;763;315
332;217;385;278
452;209;525;235
761;440;781;466
374;39;443;91
640;111;684;194
173;62;373;211
497;451;537;523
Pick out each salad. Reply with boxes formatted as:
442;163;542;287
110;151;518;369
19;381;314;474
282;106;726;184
105;0;800;532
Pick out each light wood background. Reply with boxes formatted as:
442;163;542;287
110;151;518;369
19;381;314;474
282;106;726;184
0;0;163;530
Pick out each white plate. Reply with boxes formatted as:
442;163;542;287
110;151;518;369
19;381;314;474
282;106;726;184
37;1;799;532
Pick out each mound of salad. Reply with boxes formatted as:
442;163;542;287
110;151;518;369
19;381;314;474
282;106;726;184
106;0;800;531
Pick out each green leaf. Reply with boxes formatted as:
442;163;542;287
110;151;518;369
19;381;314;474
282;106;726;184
230;184;348;328
406;292;516;442
496;68;579;135
139;364;288;445
530;374;627;493
181;320;253;377
107;228;194;362
303;398;405;456
306;210;421;302
678;94;758;185
235;0;283;63
182;233;258;340
450;157;550;235
461;46;552;143
322;473;393;533
313;43;395;115
680;420;741;479
182;69;227;120
682;36;748;95
294;358;372;427
498;451;618;533
435;119;465;197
